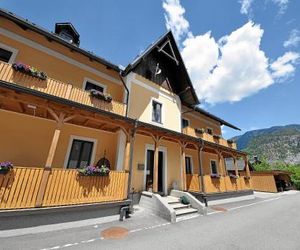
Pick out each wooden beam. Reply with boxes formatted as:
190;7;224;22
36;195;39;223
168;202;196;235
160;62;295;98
153;138;159;193
44;113;65;168
35;168;51;207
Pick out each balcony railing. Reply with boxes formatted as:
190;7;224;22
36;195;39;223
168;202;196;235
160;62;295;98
186;174;252;193
182;126;237;149
0;62;126;116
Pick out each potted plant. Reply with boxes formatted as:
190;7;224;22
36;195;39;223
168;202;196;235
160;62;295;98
12;62;47;80
90;89;112;103
213;134;221;140
0;161;13;174
229;173;239;179
195;128;205;134
227;139;234;144
78;165;110;176
210;173;221;178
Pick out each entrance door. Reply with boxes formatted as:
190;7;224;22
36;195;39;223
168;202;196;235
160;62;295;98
145;149;164;193
67;139;94;169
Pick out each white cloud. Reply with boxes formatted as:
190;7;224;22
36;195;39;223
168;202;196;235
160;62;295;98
270;51;300;79
239;0;254;15
284;29;300;48
162;1;299;104
272;0;289;15
239;0;289;17
162;0;190;41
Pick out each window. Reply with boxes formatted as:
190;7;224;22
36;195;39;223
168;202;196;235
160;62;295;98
152;100;162;123
0;48;13;63
59;30;74;43
182;118;189;128
83;78;106;93
207;128;213;135
210;160;218;175
185;156;193;174
0;43;18;64
67;139;94;169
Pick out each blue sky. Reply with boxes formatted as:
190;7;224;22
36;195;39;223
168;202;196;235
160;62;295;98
1;0;299;138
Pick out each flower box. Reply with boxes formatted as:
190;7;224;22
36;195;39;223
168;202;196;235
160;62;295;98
244;176;251;180
210;173;221;178
0;161;13;174
213;134;221;140
227;139;234;144
12;62;47;80
90;89;112;103
229;174;239;179
78;165;110;176
195;128;205;134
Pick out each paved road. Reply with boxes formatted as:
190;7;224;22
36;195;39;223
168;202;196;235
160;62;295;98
2;192;300;250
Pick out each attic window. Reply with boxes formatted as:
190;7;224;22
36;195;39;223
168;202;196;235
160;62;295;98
83;78;106;93
152;100;162;124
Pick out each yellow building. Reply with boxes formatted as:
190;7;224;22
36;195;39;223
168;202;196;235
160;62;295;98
0;9;252;212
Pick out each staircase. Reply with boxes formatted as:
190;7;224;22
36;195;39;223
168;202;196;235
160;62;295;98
163;196;199;222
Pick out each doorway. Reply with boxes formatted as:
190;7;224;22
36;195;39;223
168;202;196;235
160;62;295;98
144;145;167;195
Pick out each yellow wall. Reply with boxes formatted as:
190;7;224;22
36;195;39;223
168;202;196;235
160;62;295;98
127;73;182;132
131;134;182;192
182;110;222;135
0;110;118;169
0;18;124;103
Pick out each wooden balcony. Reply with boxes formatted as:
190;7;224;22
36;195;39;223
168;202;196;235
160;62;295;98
182;126;237;149
0;62;126;116
186;174;252;193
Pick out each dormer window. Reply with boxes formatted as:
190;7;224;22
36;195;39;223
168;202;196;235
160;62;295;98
59;30;74;43
55;23;80;46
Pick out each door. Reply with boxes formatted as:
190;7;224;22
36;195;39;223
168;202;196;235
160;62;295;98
145;149;164;193
67;139;94;169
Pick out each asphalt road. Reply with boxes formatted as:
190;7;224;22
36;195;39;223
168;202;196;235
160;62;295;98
2;192;300;250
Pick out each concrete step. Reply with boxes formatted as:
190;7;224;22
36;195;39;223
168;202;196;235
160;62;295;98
165;196;180;204
175;207;198;216
176;212;200;222
170;203;190;209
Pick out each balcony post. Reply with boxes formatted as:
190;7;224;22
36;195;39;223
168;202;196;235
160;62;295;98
233;156;239;176
153;136;161;193
244;155;251;177
180;143;187;191
127;120;138;199
197;140;207;206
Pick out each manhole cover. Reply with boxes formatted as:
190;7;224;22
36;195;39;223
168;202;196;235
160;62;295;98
101;227;129;239
211;206;228;212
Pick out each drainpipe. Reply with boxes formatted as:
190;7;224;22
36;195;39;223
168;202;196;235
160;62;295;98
119;71;129;117
198;139;207;207
127;119;138;204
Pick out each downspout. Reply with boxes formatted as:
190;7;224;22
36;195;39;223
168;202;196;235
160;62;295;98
198;139;207;207
127;119;139;203
119;71;129;117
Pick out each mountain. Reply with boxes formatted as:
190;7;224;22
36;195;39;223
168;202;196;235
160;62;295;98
233;124;300;164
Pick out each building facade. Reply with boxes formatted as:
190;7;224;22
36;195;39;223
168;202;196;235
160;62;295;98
0;9;252;209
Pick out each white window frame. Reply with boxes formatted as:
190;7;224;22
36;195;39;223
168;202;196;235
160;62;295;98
143;144;168;195
210;159;218;175
64;135;98;169
0;42;18;64
82;77;107;93
150;97;164;125
181;117;190;129
185;155;193;174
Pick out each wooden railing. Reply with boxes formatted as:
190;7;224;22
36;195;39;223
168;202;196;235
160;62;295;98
0;62;126;116
251;173;277;193
186;174;252;193
0;167;128;210
182;126;237;149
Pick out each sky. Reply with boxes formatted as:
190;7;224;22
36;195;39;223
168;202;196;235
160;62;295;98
1;0;299;138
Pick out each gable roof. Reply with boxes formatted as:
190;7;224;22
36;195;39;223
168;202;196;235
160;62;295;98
0;8;120;71
123;31;200;106
193;106;241;130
